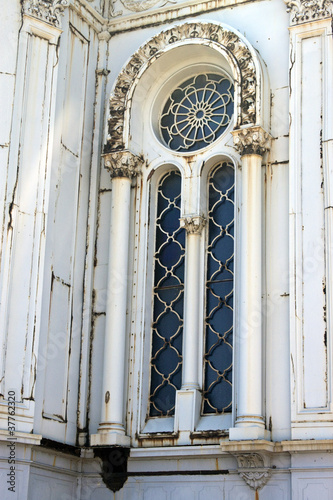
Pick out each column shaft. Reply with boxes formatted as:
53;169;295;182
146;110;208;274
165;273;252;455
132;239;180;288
101;177;131;433
182;231;202;389
91;150;142;447
237;154;264;426
230;125;271;440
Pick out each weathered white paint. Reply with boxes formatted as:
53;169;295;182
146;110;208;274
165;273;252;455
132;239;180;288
1;0;333;498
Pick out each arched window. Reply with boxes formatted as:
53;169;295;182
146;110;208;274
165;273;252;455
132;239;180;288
95;21;270;450
149;170;185;417
203;161;234;415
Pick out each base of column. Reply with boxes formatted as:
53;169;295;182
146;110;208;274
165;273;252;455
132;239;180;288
229;426;271;441
175;389;201;434
90;431;130;447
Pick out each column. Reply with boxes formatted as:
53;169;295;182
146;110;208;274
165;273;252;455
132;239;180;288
175;215;205;440
230;126;271;441
91;150;143;447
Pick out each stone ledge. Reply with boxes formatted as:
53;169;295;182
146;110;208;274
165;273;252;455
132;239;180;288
281;439;333;453
0;430;42;445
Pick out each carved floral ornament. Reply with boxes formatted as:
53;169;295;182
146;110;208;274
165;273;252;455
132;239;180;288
180;216;206;234
23;0;69;26
236;453;272;491
105;22;260;153
104;151;144;178
119;0;177;12
284;0;332;24
232;126;271;157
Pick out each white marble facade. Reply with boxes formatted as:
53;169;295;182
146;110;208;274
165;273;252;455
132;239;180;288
1;0;333;498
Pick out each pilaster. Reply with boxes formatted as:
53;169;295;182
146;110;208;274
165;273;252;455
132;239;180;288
77;28;111;447
0;4;67;432
286;2;333;439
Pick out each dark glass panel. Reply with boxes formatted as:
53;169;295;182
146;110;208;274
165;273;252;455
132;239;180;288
203;161;235;415
149;170;185;417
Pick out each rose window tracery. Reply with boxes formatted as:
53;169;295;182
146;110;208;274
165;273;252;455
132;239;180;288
160;73;234;152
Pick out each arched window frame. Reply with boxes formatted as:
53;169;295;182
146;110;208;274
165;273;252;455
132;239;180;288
91;21;272;450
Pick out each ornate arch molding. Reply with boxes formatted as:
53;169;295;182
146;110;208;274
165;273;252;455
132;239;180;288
104;21;268;153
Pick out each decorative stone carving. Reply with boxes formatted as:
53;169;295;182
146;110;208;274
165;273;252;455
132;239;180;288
284;0;332;24
120;0;177;12
232;126;271;157
236;453;272;491
180;216;206;234
105;22;259;152
103;151;144;178
23;0;69;26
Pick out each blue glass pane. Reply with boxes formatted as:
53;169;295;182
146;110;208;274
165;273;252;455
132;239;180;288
203;162;234;415
149;170;185;417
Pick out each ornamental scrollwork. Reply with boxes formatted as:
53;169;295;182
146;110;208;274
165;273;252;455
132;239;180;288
284;0;332;24
232;126;271;157
105;22;259;153
23;0;69;26
120;0;177;12
180;216;207;234
236;453;272;491
103;151;144;178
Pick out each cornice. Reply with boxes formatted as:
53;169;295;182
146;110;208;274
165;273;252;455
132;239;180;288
106;0;261;34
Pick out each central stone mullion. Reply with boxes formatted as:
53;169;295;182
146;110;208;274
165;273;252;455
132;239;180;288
175;215;206;441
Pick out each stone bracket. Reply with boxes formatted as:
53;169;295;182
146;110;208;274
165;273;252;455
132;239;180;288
93;446;130;492
236;453;272;491
220;440;274;491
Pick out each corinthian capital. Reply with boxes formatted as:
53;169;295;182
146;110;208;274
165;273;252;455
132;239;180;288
284;0;332;24
180;216;206;234
103;151;144;179
23;0;69;27
232;126;271;157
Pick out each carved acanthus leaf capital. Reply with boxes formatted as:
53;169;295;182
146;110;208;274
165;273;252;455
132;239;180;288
232;126;271;157
180;216;206;234
104;151;144;179
23;0;69;26
236;453;272;491
284;0;332;24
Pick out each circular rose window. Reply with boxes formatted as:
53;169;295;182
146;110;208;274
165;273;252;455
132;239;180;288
160;73;234;152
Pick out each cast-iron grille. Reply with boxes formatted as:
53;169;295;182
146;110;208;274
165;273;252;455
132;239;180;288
149;170;185;417
160;73;234;152
203;161;234;414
